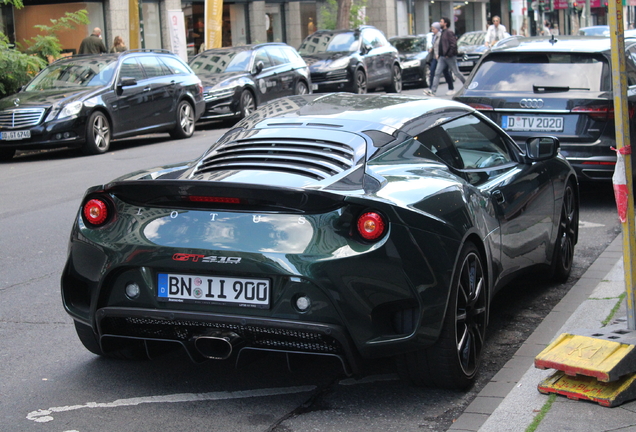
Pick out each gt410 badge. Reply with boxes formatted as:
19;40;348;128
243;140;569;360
173;253;241;264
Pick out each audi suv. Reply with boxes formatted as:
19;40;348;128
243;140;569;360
453;36;636;182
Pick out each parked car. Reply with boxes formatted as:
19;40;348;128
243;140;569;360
453;35;636;182
578;25;610;36
62;93;578;390
299;26;402;94
457;30;489;73
389;34;432;87
189;43;311;122
0;50;205;161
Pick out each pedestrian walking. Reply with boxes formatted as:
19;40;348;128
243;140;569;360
109;36;127;53
484;16;507;47
426;22;454;93
424;17;466;97
79;27;107;54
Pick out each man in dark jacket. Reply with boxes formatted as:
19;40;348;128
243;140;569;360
424;17;466;96
79;28;107;54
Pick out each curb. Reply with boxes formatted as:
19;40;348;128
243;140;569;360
447;234;624;432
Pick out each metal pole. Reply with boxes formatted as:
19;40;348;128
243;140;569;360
608;0;636;330
139;0;145;49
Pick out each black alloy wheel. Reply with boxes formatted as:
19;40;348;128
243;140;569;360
239;89;257;118
352;70;367;94
552;182;577;282
387;64;402;93
170;100;195;139
82;111;111;155
397;241;487;389
295;81;309;95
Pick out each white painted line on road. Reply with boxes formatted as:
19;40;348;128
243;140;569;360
580;221;606;228
26;385;316;423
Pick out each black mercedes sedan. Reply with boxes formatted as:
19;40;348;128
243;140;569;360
62;93;578;390
0;50;205;160
453;36;636;182
299;26;402;94
189;43;311;122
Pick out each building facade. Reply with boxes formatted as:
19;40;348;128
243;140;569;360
0;0;632;57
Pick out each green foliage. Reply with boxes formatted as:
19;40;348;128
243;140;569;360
26;10;89;61
320;0;368;30
0;9;89;96
0;34;46;96
1;0;24;7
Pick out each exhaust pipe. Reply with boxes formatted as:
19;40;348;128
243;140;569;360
193;331;242;360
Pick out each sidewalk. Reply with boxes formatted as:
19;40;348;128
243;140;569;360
448;234;636;432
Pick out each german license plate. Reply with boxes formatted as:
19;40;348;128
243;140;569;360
158;273;270;308
502;115;564;132
458;61;474;67
0;130;31;140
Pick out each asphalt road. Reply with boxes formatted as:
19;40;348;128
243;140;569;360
0;90;622;432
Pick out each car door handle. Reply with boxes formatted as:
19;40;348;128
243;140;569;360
492;190;505;204
143;86;151;92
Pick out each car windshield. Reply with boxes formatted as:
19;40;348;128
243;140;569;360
25;60;118;91
391;38;427;53
298;32;359;54
458;32;485;47
468;52;609;92
189;50;253;73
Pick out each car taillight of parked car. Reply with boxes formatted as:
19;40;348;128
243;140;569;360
356;211;386;241
83;198;110;226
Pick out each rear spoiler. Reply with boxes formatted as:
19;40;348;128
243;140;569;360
100;180;347;213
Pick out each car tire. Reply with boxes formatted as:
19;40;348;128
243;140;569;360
294;80;309;95
0;148;15;161
352;70;367;94
551;181;577;282
387;64;402;93
169;100;195;139
397;241;487;389
82;111;110;155
74;321;148;360
239;89;257;118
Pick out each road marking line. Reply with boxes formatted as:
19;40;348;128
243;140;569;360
26;385;316;423
579;221;605;228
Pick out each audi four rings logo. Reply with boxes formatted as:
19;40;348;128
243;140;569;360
519;98;544;108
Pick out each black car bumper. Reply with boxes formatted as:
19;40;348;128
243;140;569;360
0;116;85;151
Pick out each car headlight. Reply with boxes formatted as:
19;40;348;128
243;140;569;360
57;101;83;120
329;57;350;70
204;88;235;101
402;59;421;68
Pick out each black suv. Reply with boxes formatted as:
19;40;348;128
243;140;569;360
453;36;636;182
299;26;402;94
0;50;205;160
190;43;311;122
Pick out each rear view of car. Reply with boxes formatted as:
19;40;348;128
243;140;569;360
453;36;635;182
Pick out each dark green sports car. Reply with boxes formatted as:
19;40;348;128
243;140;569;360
61;93;578;390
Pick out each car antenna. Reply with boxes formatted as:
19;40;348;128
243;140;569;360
549;34;557;45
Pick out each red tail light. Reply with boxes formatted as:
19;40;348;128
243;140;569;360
467;103;494;111
187;196;242;204
83;198;109;226
572;105;613;121
582;161;616;165
356;212;386;241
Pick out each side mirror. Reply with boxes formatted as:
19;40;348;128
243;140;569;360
361;44;372;55
253;61;264;75
526;136;559;161
118;77;137;87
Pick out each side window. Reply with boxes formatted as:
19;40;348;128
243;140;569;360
284;47;302;63
254;49;273;69
160;56;192;75
626;46;636;86
120;58;145;80
414;126;464;168
441;115;512;169
138;56;165;78
267;47;289;66
362;29;386;48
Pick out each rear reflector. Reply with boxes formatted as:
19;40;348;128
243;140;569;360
467;103;494;111
83;198;109;226
187;196;242;204
582;161;616;165
357;212;386;241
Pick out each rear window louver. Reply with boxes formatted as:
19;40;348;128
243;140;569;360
193;137;356;180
